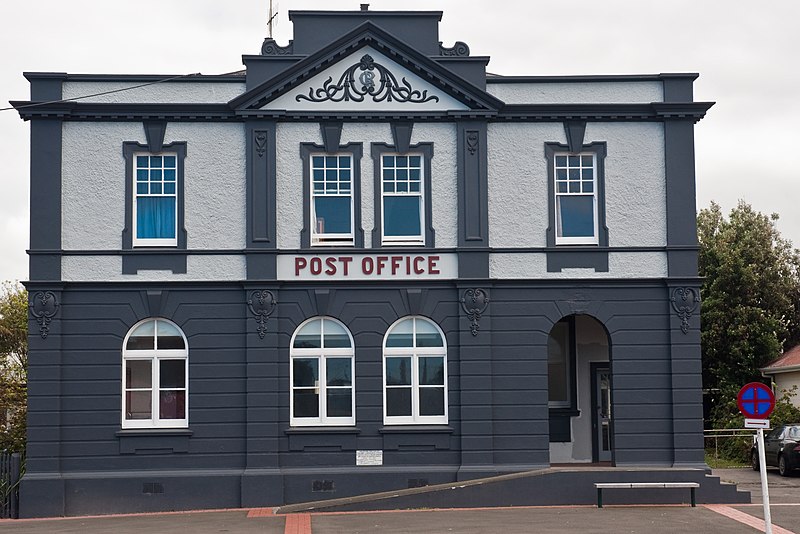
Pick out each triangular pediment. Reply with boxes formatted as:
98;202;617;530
268;47;468;112
230;22;502;114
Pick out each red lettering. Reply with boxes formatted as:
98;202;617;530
362;256;374;274
310;257;322;275
406;256;411;275
413;256;425;275
295;257;307;276
339;256;352;276
325;257;337;275
391;256;402;275
376;256;388;275
428;255;440;275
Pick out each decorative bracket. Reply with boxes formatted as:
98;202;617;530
261;38;293;55
439;41;470;57
30;291;59;339
670;287;700;334
460;288;489;336
247;290;277;339
254;131;268;158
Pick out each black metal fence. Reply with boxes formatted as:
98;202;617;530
0;451;21;519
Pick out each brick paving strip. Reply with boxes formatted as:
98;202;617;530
704;504;796;534
283;513;312;534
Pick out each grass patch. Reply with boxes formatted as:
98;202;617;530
705;451;749;469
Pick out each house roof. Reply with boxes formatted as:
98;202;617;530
761;344;800;374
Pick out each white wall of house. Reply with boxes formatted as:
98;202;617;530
62;81;246;104
486;80;663;104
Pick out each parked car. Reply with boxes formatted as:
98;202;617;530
751;424;800;476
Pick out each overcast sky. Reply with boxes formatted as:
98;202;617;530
1;0;797;283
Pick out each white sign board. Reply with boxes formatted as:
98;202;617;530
745;418;770;429
356;450;383;466
278;253;458;281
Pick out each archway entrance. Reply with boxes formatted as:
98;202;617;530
548;314;611;464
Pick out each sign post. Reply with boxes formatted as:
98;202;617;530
737;382;776;534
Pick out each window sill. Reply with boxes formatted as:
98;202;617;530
116;428;193;437
379;425;454;434
285;427;361;435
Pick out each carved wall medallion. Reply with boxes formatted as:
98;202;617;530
461;288;489;336
296;54;440;104
439;41;470;57
254;131;267;158
247;290;277;339
466;131;479;155
670;287;700;334
30;291;59;339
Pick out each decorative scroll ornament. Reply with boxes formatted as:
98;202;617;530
296;54;440;104
30;291;59;339
247;290;277;339
261;38;293;56
439;41;470;57
670;287;700;334
461;288;489;336
254;131;267;158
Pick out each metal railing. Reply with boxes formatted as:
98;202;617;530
704;428;759;462
0;452;21;519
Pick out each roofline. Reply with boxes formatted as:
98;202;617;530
289;10;443;20
487;73;700;84
761;364;800;375
23;72;245;83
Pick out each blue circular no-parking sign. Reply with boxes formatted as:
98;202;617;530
737;382;775;419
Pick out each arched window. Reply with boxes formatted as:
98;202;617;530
290;317;355;426
122;318;188;429
383;317;447;425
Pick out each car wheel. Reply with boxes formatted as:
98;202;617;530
779;454;790;476
752;450;760;471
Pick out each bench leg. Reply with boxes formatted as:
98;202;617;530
597;488;603;508
690;487;696;507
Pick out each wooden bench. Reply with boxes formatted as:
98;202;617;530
594;482;700;508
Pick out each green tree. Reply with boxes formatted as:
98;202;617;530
698;201;800;423
0;281;27;452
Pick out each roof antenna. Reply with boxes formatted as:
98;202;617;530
267;0;279;38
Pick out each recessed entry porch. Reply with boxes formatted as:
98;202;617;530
548;314;612;465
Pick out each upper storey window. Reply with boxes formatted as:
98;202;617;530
133;153;178;247
311;154;354;246
554;153;597;245
381;154;424;245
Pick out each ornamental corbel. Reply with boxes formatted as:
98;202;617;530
461;288;489;336
30;291;59;339
247;290;277;339
670;287;700;334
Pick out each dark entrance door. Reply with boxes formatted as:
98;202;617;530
591;364;612;462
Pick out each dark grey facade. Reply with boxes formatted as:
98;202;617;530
15;8;724;517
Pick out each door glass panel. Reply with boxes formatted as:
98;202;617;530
326;388;352;417
386;319;413;347
386;357;411;385
294;320;322;348
293;358;319;387
326;358;352;386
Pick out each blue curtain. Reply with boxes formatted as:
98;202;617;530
137;197;176;239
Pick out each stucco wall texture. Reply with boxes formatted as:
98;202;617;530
62;81;246;104
486;80;663;104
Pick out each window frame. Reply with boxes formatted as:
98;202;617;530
300;143;363;248
121;318;189;430
289;317;356;427
371;143;434;248
382;316;448;425
122;141;187;250
131;152;180;247
309;153;355;246
545;142;608;248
